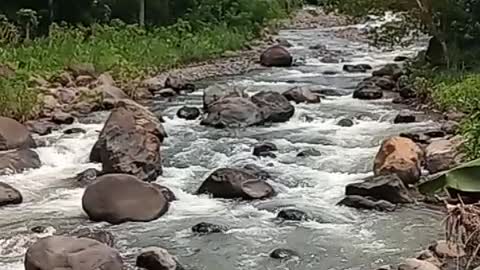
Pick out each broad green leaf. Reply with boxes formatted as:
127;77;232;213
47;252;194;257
418;158;480;194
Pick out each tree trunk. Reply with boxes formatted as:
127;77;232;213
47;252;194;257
139;0;145;26
25;22;30;42
48;0;54;22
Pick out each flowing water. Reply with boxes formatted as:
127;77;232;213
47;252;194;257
0;16;443;270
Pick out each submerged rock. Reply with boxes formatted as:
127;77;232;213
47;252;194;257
337;118;354;127
0;149;41;175
82;174;170;224
63;127;86;134
260;45;293;67
251;91;295;123
345;175;413;204
296;148;322;157
177;106;200;120
197;168;274;200
242;164;271;180
253;142;278;158
277;209;310;221
25;236;123;270
71;168;101;187
90;99;166;182
343;64;372;73
136;247;183;270
270;248;299;260
192;222;228;234
0;182;22;207
0;116;36;151
374;136;423;185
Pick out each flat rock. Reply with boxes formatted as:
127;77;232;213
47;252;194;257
345;175;413;204
338;195;396;211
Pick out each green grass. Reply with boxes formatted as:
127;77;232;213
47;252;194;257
0;0;300;121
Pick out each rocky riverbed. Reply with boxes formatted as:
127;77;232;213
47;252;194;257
0;7;468;270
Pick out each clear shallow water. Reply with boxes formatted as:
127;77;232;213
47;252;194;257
0;20;442;270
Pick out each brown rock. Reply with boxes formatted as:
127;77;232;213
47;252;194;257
136;247;181;270
90;99;166;182
0;149;41;175
25;119;55;136
55;88;77;104
25;236;123;270
260;45;292;67
425;137;464;173
374;137;423;185
95;85;129;106
82;174;170;224
51;111;75;125
0;182;22;207
398;258;440;270
97;73;115;86
0;117;36;151
432;240;466;258
75;75;95;87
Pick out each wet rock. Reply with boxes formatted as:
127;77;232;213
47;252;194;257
432;240;465;258
372;63;403;80
320;55;343;63
371;76;395;90
0;182;22;207
152;184;177;202
394;56;409;62
296;148;322;157
253;142;277;158
399;133;430;144
309;44;326;50
441;120;459;134
343;64;372;73
0;149;41;175
90;99;166;182
192;222;228;234
72;168;101;187
276;38;293;48
374;136;423;185
177;106;200;120
203;84;247;109
270;248;299;259
398;258;440;270
51;111;75;125
424;131;445;138
323;70;338;75
82;174;170;224
63;127;86;134
283;87;321;104
353;87;383;100
425;137;463;174
260;45;293;67
400;87;416;99
197;168;274;200
165;75;195;92
337;118;354;127
25;236;123;270
31;226;47;233
312;88;347;96
251;91;295;123
25;120;55;136
338;195;395;211
201;97;264;128
136;247;182;270
345;175;413;204
242;164;271;180
277;209;309;221
394;111;416;124
377;265;393;270
158;88;177;98
0;117;36;151
71;228;115;247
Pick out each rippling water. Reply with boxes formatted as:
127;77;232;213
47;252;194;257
0;17;443;270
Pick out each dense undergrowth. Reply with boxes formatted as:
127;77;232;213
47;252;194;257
0;0;301;121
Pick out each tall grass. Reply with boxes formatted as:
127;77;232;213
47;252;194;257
0;0;301;121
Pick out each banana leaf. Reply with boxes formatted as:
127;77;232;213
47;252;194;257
418;158;480;194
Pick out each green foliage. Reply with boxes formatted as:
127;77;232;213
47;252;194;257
0;75;39;121
433;74;480;113
418;158;480;194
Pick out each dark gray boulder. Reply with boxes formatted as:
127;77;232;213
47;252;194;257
251;91;294;123
136;247;184;270
0;149;41;175
201;97;264;128
283;87;321;104
270;248;299;260
192;222;228;234
0;116;36;150
260;45;293;67
277;209;310;221
0;182;22;207
345;175;413;204
177;106;200;120
338;195;396;211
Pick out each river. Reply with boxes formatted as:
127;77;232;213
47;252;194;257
0;13;443;270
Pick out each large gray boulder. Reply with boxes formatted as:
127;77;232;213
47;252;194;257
201;97;264;128
0;117;36;151
197;168;274;200
260;45;292;67
25;236;123;270
90;99;166;182
251;91;295;123
0;149;41;175
82;174;170;224
282;87;321;104
0;182;22;207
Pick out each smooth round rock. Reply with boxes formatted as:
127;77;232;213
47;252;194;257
177;106;201;120
337;118;354;127
270;248;299;259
